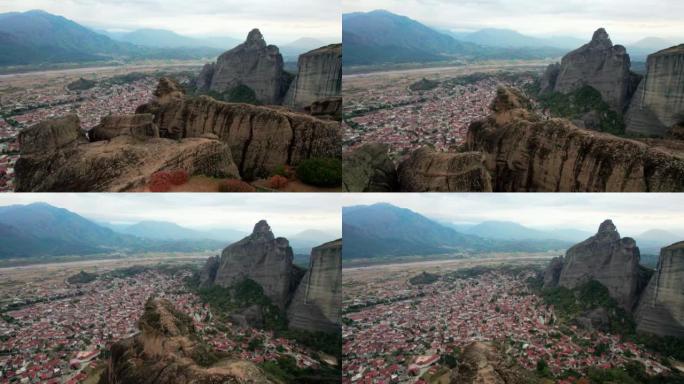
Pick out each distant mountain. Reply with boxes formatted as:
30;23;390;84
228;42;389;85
105;28;237;52
0;203;223;258
0;10;221;66
103;220;245;243
627;37;677;61
280;37;328;60
463;221;555;240
634;229;682;254
452;28;579;51
288;229;339;254
342;10;568;66
342;203;569;259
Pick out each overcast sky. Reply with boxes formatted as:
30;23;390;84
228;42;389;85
0;0;341;44
0;193;342;237
343;0;684;43
340;193;684;237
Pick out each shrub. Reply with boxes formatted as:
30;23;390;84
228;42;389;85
218;179;256;192
267;175;289;190
149;172;172;192
296;158;342;188
168;169;189;185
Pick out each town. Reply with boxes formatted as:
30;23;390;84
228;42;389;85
342;266;668;384
0;265;321;383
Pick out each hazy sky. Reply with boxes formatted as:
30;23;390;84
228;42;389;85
340;193;684;236
0;0;341;44
343;0;684;43
0;193;342;237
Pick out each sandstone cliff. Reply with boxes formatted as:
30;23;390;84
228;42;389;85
198;255;219;289
287;239;342;333
635;241;684;337
210;220;294;310
542;256;564;288
139;77;341;180
625;45;684;136
543;28;633;112
397;148;493;192
99;298;271;384
557;220;642;310
15;114;239;192
284;44;342;110
343;143;398;192
198;29;289;105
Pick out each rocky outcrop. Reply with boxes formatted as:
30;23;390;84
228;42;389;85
199;29;289;105
18;114;86;155
99;298;271;384
635;241;684;337
15;135;239;192
544;28;633;112
210;220;294;309
305;97;342;120
284;44;342;109
463;87;684;192
558;220;642;310
449;342;538;384
139;78;341;180
88;114;159;141
542;256;564;288
540;62;560;94
397;147;493;192
343;143;398;192
198;255;219;289
287;239;342;333
625;45;684;136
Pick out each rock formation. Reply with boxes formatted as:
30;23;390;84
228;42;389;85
99;298;271;384
88;113;159;142
625;44;684;136
557;220;642;310
449;342;538;384
305;97;342;120
397;148;493;192
287;239;342;333
209;220;294;309
15;113;239;192
543;28;634;112
198;29;289;105
343;143;398;192
540;63;560;94
542;256;564;288
138;77;341;180
198;255;219;289
284;44;342;110
635;241;684;337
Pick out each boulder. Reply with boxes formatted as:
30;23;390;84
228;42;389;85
625;44;684;136
343;143;398;192
18;114;86;155
635;241;684;337
284;44;342;109
305;96;342;120
558;220;642;310
287;239;342;333
397;147;492;192
229;304;264;329
575;307;611;332
212;220;294;309
89;113;159;141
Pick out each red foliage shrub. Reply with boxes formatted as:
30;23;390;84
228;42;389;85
169;169;189;186
218;179;256;192
148;169;189;192
266;175;289;190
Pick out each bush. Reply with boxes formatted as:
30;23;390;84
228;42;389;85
296;158;342;187
169;169;189;185
218;179;256;192
267;175;289;189
148;169;189;192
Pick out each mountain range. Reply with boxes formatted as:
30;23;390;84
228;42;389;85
342;203;681;260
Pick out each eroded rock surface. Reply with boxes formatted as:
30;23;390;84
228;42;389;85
635;241;684;337
558;220;642;310
543;256;564;288
343;143;398;192
625;45;684;136
287;239;342;333
89;113;159;142
199;255;219;289
285;44;342;109
18;114;86;155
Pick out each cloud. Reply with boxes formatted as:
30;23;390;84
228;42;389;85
0;0;341;43
342;0;684;43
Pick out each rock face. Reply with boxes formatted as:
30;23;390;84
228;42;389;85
284;44;342;109
463;87;684;192
18;114;86;155
625;45;684;136
544;28;633;112
287;239;342;333
542;256;564;288
211;220;294;309
89;113;159;141
99;298;271;384
139;78;341;180
16;135;238;192
540;63;560;94
343;143;398;192
199;29;289;105
198;255;219;289
635;241;684;337
558;220;642;310
306;96;342;120
397;147;493;192
449;342;536;384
